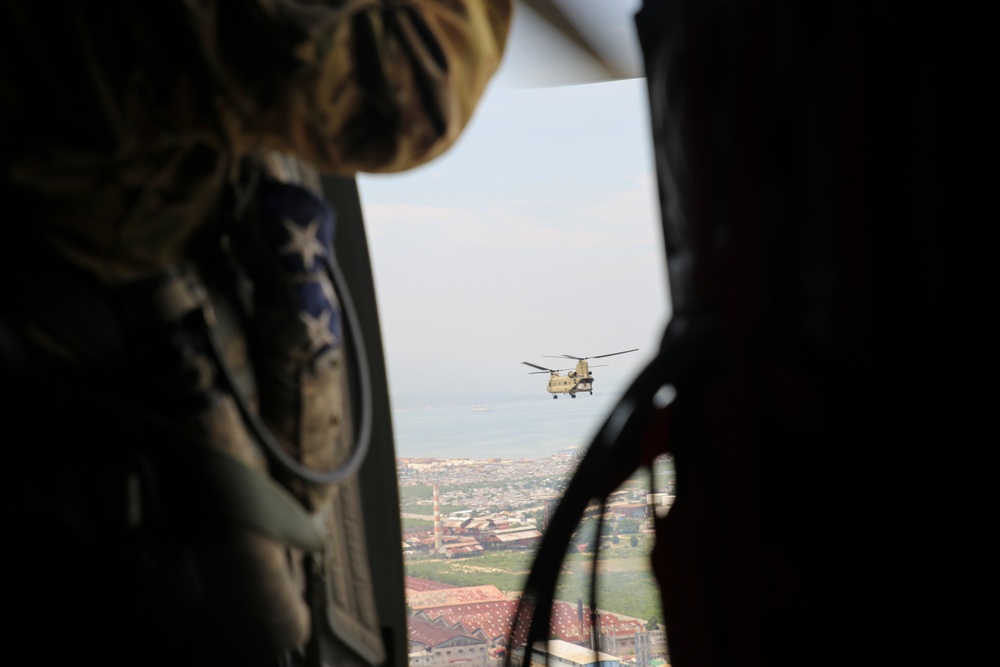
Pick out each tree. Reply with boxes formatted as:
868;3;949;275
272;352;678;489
630;534;639;548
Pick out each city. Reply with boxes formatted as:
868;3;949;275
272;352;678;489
399;453;676;667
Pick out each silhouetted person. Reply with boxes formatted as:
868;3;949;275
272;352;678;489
0;2;511;665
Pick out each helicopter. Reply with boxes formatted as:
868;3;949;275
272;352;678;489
522;349;638;398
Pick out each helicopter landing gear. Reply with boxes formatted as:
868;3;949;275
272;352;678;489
589;391;593;395
553;395;558;400
571;394;576;398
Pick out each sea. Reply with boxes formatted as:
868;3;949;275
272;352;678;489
389;392;621;460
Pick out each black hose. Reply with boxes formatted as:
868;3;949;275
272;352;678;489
205;251;374;487
508;313;714;665
589;498;607;655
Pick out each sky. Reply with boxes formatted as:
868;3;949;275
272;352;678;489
356;1;670;399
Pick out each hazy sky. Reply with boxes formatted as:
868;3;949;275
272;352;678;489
357;1;670;399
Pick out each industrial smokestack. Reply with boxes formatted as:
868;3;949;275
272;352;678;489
433;483;442;552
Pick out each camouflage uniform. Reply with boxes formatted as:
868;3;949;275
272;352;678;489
1;0;510;280
0;1;510;665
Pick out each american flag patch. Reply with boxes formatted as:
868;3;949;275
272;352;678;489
256;179;342;358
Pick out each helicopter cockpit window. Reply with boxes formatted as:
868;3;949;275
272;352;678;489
358;1;672;664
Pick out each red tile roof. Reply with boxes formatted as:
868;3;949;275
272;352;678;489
405;577;457;593
422;599;644;646
445;543;485;555
408;615;485;650
408;585;507;610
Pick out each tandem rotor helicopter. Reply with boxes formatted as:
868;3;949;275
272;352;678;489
523;349;638;398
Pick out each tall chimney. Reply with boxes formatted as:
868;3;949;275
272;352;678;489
433;483;442;552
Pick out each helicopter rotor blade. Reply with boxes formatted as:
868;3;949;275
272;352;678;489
512;0;643;86
543;349;638;361
519;0;617;78
589;349;639;360
523;361;553;372
524;361;578;374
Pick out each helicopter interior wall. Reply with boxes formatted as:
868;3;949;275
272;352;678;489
324;175;409;667
634;1;995;665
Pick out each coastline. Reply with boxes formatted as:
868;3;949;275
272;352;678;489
390;392;618;460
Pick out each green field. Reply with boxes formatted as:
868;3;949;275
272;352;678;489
399;461;673;623
399;485;436;500
406;551;533;592
405;504;466;516
556;570;662;624
402;517;433;531
404;537;663;622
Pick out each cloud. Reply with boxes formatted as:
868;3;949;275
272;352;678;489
364;185;658;256
353;74;669;398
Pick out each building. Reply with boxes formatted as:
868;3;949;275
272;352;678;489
408;615;489;667
403;533;436;554
442;539;486;558
462;519;498;535
417;600;521;657
406;577;456;596
418;597;648;658
646;628;668;661
591;614;647;657
408;585;508;611
478;527;543;551
442;520;467;535
512;640;620;667
645;494;674;518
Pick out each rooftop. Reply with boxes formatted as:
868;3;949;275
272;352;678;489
408;615;485;650
526;639;620;665
493;529;543;542
405;577;457;593
421;599;643;645
408;585;507;610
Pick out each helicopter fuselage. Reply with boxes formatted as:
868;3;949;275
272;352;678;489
524;350;635;399
547;360;593;398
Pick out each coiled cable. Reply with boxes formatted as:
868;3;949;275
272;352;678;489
205;251;374;487
509;312;714;664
